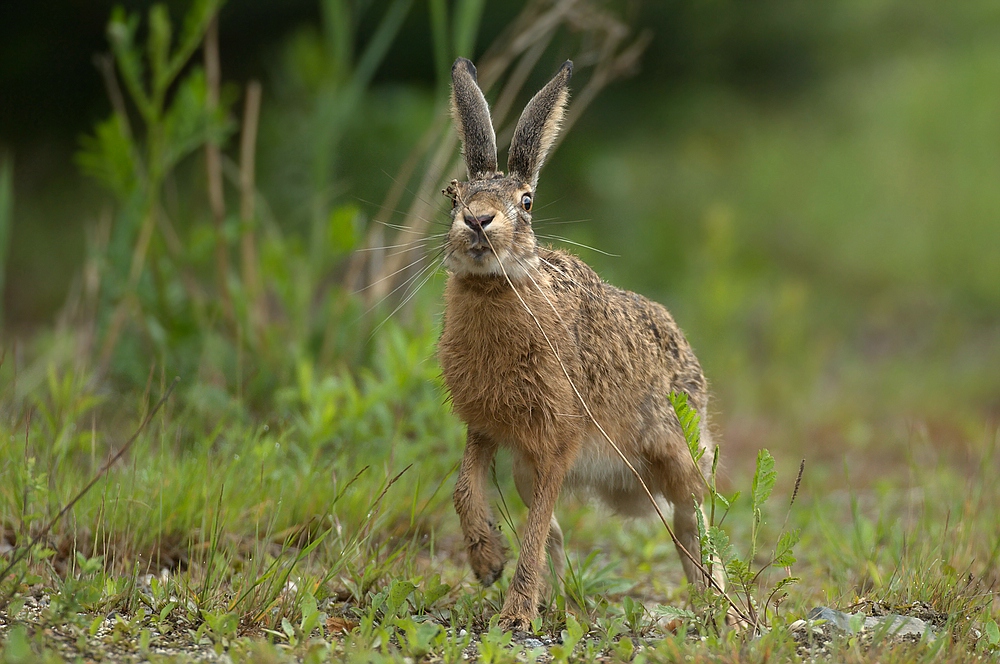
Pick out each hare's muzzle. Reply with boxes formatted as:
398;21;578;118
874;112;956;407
464;212;495;230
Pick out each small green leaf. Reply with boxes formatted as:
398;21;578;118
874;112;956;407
76;115;138;201
708;526;734;564
725;558;752;586
985;618;1000;646
161;68;235;172
773;528;801;567
282;617;296;641
615;636;635;661
148;4;173;86
421;576;450;609
562;613;585;649
767;575;800;600
693;498;709;566
668;392;702;463
159;601;177;622
1;626;31;662
300;593;321;635
388;579;416;613
751;449;777;513
653;605;696;621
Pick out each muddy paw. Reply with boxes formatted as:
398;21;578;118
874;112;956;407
468;529;506;586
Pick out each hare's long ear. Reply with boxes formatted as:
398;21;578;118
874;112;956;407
451;58;498;180
507;61;572;189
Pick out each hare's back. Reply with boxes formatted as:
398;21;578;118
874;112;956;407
539;248;706;411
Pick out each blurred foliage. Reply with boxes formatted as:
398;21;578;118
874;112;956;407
27;0;650;415
0;0;996;469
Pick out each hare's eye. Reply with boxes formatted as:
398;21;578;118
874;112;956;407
521;193;532;212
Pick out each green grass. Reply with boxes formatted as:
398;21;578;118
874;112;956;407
1;313;998;661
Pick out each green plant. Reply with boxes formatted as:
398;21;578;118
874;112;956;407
477;620;515;664
562;550;632;617
669;391;802;634
398;617;445;659
77;0;231;367
621;596;648;635
548;613;586;664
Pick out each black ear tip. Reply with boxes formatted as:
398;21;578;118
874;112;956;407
453;57;478;81
560;60;573;78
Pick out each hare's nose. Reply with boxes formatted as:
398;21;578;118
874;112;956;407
464;213;494;229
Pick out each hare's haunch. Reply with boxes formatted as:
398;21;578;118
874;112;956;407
438;57;720;630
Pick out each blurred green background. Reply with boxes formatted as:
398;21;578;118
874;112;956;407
1;0;998;485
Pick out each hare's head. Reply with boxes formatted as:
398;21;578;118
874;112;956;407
443;58;572;280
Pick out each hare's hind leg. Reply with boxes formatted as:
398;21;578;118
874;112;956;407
454;430;506;586
659;434;725;593
670;496;711;588
513;453;566;579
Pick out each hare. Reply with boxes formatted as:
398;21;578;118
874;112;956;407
438;57;720;630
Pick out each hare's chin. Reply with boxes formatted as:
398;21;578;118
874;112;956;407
446;250;538;280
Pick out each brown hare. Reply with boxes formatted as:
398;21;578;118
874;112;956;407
438;57;720;630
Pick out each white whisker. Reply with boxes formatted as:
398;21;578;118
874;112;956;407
378;169;454;218
535;218;589;226
355;237;440;253
368;255;446;338
356;252;435;294
536;234;618;257
373;219;449;235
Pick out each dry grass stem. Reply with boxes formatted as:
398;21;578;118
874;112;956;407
351;0;650;306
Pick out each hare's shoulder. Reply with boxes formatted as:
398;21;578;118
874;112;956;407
536;246;602;293
537;246;681;339
538;247;704;396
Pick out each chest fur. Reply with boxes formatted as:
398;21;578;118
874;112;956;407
438;277;576;438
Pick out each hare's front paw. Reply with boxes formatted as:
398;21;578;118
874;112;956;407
497;612;532;632
497;591;535;632
468;528;506;586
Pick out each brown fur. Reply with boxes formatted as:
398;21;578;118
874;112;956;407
439;58;719;630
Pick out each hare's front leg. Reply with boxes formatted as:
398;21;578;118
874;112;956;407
513;454;565;579
454;431;505;585
499;459;567;631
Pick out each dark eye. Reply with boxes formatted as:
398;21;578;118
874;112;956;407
521;193;532;212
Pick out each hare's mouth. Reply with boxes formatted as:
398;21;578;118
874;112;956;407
445;242;502;277
468;244;491;259
464;231;493;260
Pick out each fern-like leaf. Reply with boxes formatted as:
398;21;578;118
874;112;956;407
668;391;703;463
